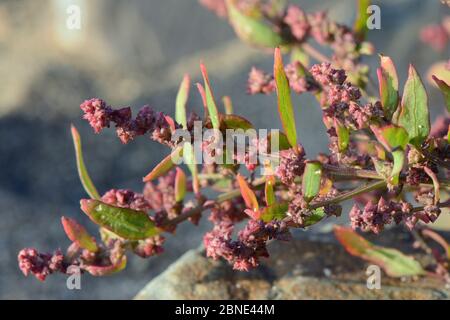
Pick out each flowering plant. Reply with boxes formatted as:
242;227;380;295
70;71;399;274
19;0;450;284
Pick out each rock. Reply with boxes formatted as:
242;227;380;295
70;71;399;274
135;230;450;300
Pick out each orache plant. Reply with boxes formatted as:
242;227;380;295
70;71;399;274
19;0;450;284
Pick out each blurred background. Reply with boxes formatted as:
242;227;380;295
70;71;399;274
0;0;448;299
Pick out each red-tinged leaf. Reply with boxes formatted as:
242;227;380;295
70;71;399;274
424;166;440;204
432;75;450;113
196;83;208;117
164;115;176;132
225;0;285;48
200;64;220;130
260;202;288;222
220;114;254;130
71;125;100;200
61;217;98;253
175;74;190;128
265;175;276;206
244;208;261;220
80;200;159;240
334;226;425;277
143;146;183;182
334;118;349;152
334;225;372;256
222;96;233;115
396;64;430;146
354;0;371;40
175;167;187;202
302;161;322;203
237;174;259;212
377;55;399;119
371;124;409;152
274;48;297;148
83;256;127;276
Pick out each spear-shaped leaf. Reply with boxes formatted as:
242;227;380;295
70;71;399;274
334;118;350;152
61;216;98;252
396;64;430;146
354;0;371;40
71;125;100;200
265;175;276;206
143;146;183;182
174;167;187;202
80;200;159;240
371;125;408;185
274;48;297;148
377;55;399;119
334;226;425;277
237;174;259;212
302;161;322;203
432;75;450;113
175;74;190;128
225;0;285;48
200;64;220;130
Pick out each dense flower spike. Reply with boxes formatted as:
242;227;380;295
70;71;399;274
18;248;65;281
80;99;180;146
276;147;306;185
102;189;152;211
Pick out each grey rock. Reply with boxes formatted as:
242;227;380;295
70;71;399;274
135;232;450;300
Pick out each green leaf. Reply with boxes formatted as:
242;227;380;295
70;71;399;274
291;46;310;67
432;75;450;113
71;125;100;200
80;200;159;240
175;74;190;128
274;48;297;148
260;202;288;222
334;226;425;278
174;168;187;202
371;125;409;152
183;142;200;195
265;176;276;206
267;131;291;151
354;0;371;40
334;118;349;152
303;208;327;227
225;0;285;48
396;64;430;146
222;96;234;115
143;146;183;182
61;216;98;252
83;256;127;276
236;174;259;212
220;114;254;130
371;125;408;185
302;161;322;203
200;64;220;130
377;55;399;119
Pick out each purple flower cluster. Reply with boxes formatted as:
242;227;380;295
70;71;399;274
275;147;306;185
348;197;442;234
80;98;180;146
18;248;65;281
133;235;166;258
102;189;152;212
204;219;291;271
247;62;318;95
